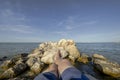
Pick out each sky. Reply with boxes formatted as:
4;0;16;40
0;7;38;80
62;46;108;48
0;0;120;42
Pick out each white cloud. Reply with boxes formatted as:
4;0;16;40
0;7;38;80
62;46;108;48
57;16;97;30
58;16;77;30
0;25;33;33
1;9;14;17
0;9;26;25
52;31;68;36
0;9;34;34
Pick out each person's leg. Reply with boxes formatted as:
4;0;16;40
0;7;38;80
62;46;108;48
34;63;58;80
54;50;89;80
43;63;58;78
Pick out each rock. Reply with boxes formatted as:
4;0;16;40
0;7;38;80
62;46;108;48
26;57;41;67
0;56;8;65
41;47;68;64
13;62;27;75
2;56;8;60
0;60;14;70
0;58;3;61
0;68;15;79
31;62;44;74
26;58;35;67
0;62;27;79
8;77;33;80
93;54;106;60
18;70;36;79
58;39;75;47
0;54;28;70
66;45;80;62
11;53;28;63
0;67;4;75
77;54;89;64
40;39;80;64
28;48;43;58
0;39;81;79
93;54;120;78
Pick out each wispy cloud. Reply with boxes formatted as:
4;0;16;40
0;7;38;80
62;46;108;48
52;31;68;36
0;9;26;25
57;16;98;30
0;25;33;33
57;16;77;30
54;16;98;36
0;8;33;34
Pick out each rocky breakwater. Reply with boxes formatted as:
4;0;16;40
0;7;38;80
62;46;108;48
0;39;120;80
0;39;80;80
93;54;120;78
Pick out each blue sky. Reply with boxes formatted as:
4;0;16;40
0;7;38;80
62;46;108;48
0;0;120;42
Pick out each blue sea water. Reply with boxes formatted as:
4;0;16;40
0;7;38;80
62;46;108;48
0;43;120;64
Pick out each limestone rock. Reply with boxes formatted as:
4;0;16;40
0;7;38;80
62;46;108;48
93;54;120;78
0;68;15;79
28;48;43;58
12;62;27;75
58;39;75;47
0;60;15;71
0;53;28;70
0;39;81;79
41;47;68;64
66;45;80;62
26;57;40;67
0;62;27;79
77;54;89;64
93;54;106;60
40;39;80;64
31;62;44;74
16;70;36;79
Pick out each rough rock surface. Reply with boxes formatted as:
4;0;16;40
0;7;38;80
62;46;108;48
93;54;120;78
40;39;80;63
77;53;90;64
0;39;80;79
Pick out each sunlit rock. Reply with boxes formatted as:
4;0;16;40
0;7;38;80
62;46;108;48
93;54;120;78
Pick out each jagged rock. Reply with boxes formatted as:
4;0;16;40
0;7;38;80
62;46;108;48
77;53;90;64
41;47;69;64
0;68;15;79
0;39;81;79
58;39;75;47
93;54;120;78
0;58;3;61
0;67;4;75
28;48;43;58
8;77;33;80
66;45;80;62
40;39;80;64
26;57;41;67
17;70;36;79
2;56;8;60
26;57;37;67
31;62;44;74
0;62;27;79
0;53;28;71
0;60;14;70
93;54;107;60
11;53;28;63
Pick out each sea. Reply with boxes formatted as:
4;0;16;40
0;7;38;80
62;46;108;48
0;43;120;64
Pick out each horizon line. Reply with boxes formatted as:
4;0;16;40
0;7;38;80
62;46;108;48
0;41;120;43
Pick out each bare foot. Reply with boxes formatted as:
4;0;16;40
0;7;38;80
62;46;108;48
54;50;73;74
43;63;58;77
